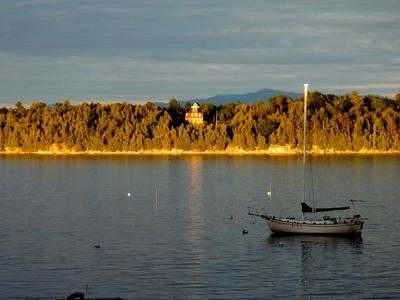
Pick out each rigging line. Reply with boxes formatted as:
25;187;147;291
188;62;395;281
309;153;316;213
308;109;315;213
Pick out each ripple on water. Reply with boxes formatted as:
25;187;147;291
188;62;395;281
0;155;400;299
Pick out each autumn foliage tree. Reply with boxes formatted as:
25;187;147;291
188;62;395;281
0;92;399;152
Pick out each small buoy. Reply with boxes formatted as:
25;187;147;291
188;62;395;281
242;229;248;235
127;192;131;197
94;244;101;249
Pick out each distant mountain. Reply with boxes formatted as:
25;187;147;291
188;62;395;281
198;88;301;105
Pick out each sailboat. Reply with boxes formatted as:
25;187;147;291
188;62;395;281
250;84;365;235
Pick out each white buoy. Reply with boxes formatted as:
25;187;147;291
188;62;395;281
127;192;131;197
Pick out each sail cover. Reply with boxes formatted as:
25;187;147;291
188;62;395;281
301;202;350;213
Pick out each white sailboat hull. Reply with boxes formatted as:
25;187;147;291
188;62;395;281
265;217;363;235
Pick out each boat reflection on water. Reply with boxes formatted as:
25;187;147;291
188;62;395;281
266;234;363;299
267;233;363;248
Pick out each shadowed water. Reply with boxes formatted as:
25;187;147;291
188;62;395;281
0;155;399;299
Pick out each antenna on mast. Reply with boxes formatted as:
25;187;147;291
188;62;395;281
303;83;308;161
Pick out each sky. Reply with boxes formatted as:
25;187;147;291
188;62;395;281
0;0;399;104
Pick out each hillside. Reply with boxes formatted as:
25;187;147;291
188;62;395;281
199;88;301;105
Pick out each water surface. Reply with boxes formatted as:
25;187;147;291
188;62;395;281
1;155;399;299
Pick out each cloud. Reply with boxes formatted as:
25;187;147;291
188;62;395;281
1;51;398;102
0;0;399;102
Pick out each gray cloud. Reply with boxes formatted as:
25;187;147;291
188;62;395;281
0;0;399;103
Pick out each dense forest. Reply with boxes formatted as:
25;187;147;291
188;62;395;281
1;91;400;153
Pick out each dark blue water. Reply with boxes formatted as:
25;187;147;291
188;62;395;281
1;155;399;299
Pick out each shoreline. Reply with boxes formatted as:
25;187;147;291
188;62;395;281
1;147;400;156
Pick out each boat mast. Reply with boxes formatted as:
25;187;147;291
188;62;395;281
303;84;309;215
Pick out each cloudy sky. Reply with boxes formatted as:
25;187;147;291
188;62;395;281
0;0;399;103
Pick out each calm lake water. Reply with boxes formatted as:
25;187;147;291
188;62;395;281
1;155;400;299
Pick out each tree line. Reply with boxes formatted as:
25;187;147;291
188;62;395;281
0;92;400;152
